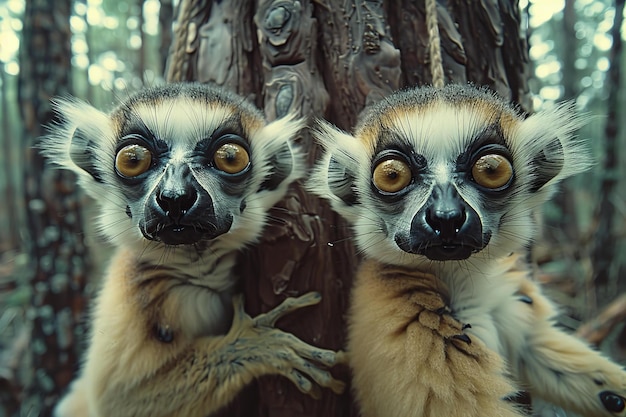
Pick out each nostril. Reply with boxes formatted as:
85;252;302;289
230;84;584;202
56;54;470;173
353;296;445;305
426;206;466;238
452;207;467;231
156;188;197;220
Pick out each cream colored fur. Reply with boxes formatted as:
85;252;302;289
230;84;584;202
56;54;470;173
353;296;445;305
309;84;626;417
349;258;524;417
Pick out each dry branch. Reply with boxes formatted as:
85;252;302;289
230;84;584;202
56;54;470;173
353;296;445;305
576;293;626;346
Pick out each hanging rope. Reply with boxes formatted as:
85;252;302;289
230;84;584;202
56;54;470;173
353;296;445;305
425;0;445;88
166;0;193;83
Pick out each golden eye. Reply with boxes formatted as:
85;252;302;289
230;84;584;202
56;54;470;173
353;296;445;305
372;158;412;193
214;143;250;174
115;144;152;177
471;153;513;189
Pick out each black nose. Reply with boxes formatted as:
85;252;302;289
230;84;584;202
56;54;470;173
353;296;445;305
425;185;467;240
156;188;197;221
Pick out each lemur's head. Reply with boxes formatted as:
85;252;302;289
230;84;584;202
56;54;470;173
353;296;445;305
41;83;303;251
310;84;591;268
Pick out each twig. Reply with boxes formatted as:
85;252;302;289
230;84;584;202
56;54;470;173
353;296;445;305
576;292;626;346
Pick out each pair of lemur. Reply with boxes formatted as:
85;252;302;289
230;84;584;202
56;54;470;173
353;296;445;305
42;82;626;417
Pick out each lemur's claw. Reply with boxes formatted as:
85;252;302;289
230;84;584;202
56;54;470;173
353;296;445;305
435;306;452;315
452;333;472;345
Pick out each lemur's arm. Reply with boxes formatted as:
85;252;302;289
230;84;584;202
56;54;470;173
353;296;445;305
502;274;626;417
55;251;344;417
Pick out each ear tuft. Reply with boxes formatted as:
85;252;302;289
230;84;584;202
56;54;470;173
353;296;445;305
259;141;296;191
514;102;593;195
39;97;114;196
68;127;105;183
327;156;359;206
250;112;306;196
308;119;369;221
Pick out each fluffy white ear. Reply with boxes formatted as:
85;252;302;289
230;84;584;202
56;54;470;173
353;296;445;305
247;112;306;205
511;102;593;200
39;98;116;199
308;119;369;222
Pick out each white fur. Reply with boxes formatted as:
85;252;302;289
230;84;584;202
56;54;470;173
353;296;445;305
309;119;371;223
42;98;118;197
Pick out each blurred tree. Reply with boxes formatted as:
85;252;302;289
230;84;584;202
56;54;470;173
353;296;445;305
166;1;530;416
19;0;89;414
0;62;19;251
551;0;582;243
592;0;624;312
159;0;174;72
138;0;146;78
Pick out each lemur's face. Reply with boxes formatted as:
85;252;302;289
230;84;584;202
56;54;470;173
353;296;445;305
310;85;590;267
42;83;303;250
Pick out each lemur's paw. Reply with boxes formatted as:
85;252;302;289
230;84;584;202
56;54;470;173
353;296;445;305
433;308;469;338
434;313;475;354
598;390;626;414
566;359;626;416
591;371;626;416
548;366;626;416
448;325;474;355
225;292;345;398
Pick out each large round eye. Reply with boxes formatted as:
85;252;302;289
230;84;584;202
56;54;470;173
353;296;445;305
115;144;152;177
471;153;513;189
372;158;412;193
213;143;250;174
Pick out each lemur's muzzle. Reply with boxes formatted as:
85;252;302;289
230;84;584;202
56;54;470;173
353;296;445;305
142;164;232;245
396;184;489;261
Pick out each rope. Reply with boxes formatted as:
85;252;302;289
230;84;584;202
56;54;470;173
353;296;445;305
166;0;193;83
425;0;445;88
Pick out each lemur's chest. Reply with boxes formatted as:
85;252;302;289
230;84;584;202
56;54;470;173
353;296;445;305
444;258;532;356
123;252;237;342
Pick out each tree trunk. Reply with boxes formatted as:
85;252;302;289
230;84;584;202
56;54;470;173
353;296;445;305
0;63;19;251
159;0;174;73
167;1;530;415
550;0;580;244
19;0;89;415
592;0;624;313
138;0;146;80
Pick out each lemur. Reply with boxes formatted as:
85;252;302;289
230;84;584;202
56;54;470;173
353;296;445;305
40;83;344;417
309;84;626;417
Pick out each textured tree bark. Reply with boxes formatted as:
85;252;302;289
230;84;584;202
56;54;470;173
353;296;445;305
19;0;89;415
167;1;530;416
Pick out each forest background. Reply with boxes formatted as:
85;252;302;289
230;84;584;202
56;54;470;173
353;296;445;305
0;0;625;416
